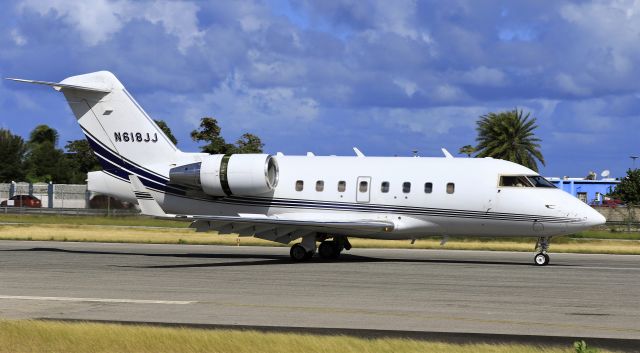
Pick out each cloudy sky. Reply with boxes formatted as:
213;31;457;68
1;0;639;177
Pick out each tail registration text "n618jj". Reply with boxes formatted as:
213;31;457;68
114;132;158;143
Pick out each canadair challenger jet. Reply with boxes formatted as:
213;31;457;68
8;71;606;265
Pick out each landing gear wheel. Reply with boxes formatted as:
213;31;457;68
319;241;340;259
533;237;551;266
303;250;315;260
290;244;308;262
534;253;549;266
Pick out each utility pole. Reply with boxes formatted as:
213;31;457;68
631;156;639;169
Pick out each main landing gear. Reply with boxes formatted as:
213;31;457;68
290;244;314;261
533;236;551;266
290;235;351;262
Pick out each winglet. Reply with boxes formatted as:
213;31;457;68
441;148;454;159
128;175;171;217
5;78;111;93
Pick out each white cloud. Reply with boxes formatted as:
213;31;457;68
179;73;319;133
431;84;465;102
370;105;487;137
560;1;640;76
373;0;432;43
392;78;419;97
459;66;507;87
143;1;204;51
10;29;27;46
18;0;203;53
555;73;591;96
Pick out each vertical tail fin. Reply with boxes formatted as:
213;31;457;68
58;71;179;171
7;71;184;195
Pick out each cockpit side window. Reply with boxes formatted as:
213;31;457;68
527;176;556;188
499;175;533;187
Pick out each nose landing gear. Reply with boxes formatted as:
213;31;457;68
533;236;551;266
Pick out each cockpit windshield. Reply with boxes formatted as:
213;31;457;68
499;175;556;188
499;175;533;187
526;175;556;188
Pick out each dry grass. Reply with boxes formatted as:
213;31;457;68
0;213;188;228
0;319;601;353
1;224;640;255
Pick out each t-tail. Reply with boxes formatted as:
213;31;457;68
7;71;182;200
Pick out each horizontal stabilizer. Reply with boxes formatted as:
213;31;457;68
129;175;173;217
5;78;111;93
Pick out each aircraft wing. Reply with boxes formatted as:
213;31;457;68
129;175;394;244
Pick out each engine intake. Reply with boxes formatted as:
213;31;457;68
169;154;278;196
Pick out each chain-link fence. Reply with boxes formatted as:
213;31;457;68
1;182;90;208
0;184;9;202
0;182;139;215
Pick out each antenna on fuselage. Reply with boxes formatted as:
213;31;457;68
353;147;365;157
441;148;454;159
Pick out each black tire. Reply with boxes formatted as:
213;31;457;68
534;253;549;266
303;250;315;260
319;241;338;259
290;244;308;262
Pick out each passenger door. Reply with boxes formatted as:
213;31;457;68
356;176;371;203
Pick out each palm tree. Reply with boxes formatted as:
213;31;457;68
458;145;475;157
474;109;545;172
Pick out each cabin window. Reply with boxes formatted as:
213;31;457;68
338;181;346;192
295;180;304;191
446;183;455;194
527;176;556;188
402;182;411;193
499;175;533;187
381;181;390;193
316;180;324;192
359;180;368;193
424;182;433;193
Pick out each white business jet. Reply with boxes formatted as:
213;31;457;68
8;71;606;265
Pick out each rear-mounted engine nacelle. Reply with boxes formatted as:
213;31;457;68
169;154;278;196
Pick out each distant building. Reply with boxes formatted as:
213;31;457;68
546;177;620;205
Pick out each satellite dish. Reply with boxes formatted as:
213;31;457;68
601;170;610;178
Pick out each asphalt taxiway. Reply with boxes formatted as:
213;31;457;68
0;240;638;346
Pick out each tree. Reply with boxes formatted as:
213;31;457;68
0;129;27;182
191;117;263;154
154;119;178;145
25;140;72;183
24;125;72;183
233;133;264;153
29;124;58;145
65;139;101;183
458;145;475;157
474;109;545;172
609;169;640;205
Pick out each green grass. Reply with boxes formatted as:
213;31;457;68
568;230;640;240
0;320;612;353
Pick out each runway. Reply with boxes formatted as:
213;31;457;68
0;240;639;344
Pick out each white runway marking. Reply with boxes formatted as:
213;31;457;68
0;295;194;305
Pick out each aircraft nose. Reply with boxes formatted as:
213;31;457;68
586;209;606;227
